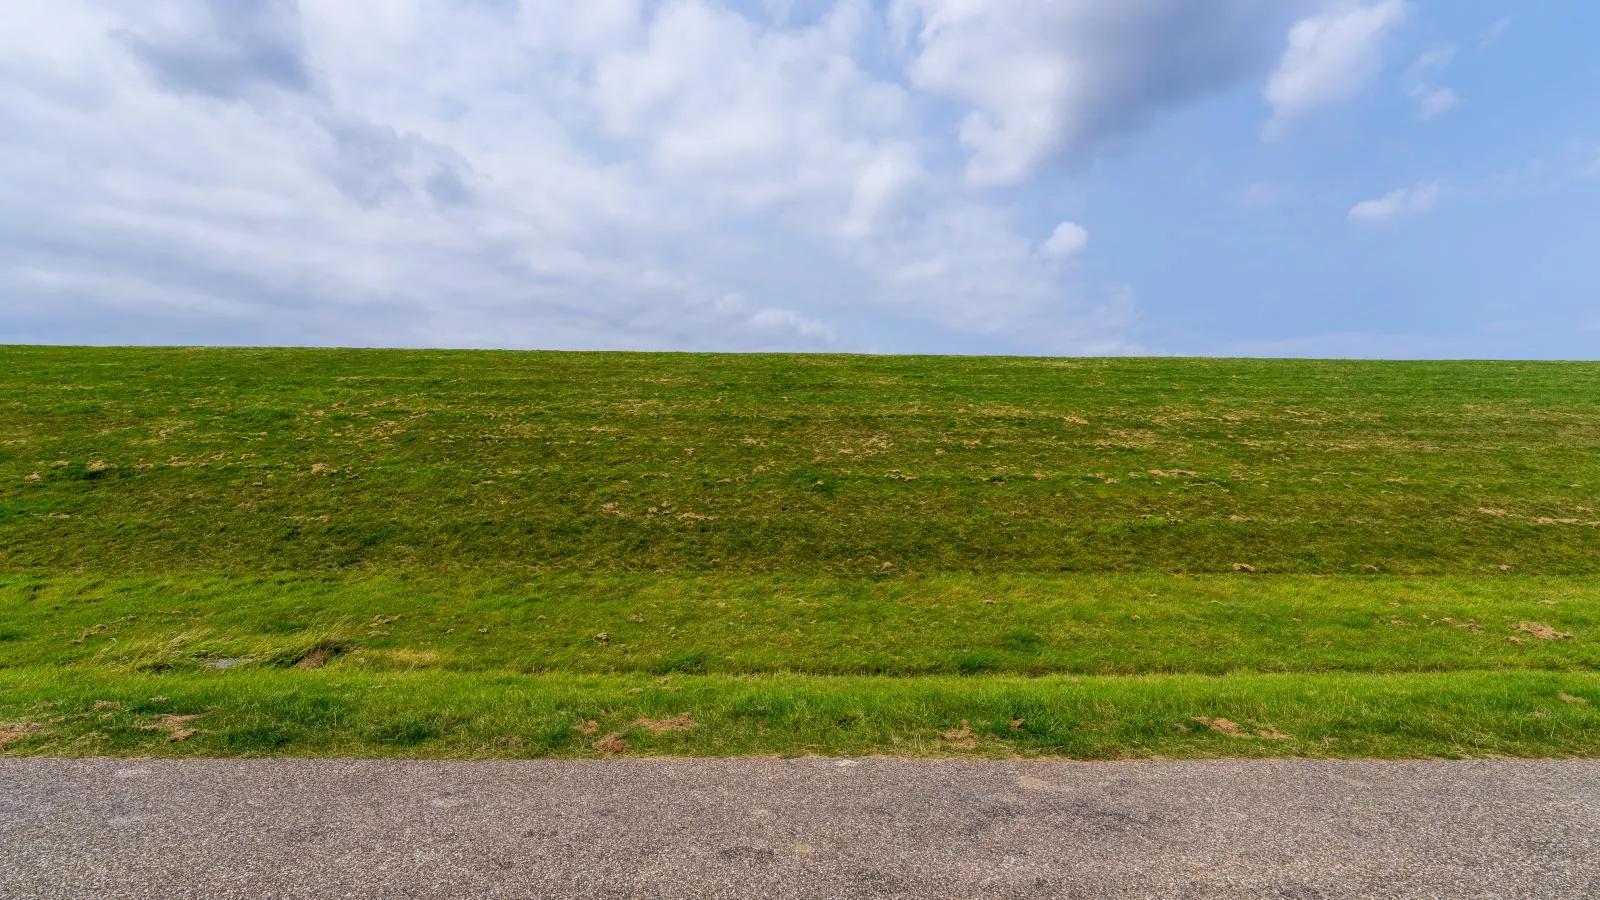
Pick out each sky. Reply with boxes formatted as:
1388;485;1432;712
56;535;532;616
2;1;1597;358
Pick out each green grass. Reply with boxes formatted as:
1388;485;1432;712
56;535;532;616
5;347;1599;576
2;347;1598;758
4;670;1596;760
3;574;1595;676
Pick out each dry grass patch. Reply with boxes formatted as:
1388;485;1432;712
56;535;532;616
1514;622;1573;641
632;712;697;733
0;722;42;748
941;719;976;750
141;713;206;742
295;648;334;669
362;648;442;669
1192;716;1250;737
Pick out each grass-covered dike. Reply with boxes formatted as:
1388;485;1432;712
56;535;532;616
2;347;1598;758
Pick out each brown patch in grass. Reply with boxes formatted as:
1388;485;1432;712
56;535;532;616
1192;717;1250;738
942;720;976;750
1476;507;1507;516
1514;622;1572;641
1232;563;1256;573
592;733;629;755
310;463;335;474
24;473;40;482
1558;692;1588;704
0;722;42;748
1255;724;1291;740
632;713;697;733
573;719;600;737
140;713;205;743
294;647;340;669
93;700;120;710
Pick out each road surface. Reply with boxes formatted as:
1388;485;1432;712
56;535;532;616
1;758;1595;898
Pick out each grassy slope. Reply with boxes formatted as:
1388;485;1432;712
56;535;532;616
2;347;1598;758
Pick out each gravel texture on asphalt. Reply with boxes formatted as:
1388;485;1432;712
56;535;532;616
0;758;1595;899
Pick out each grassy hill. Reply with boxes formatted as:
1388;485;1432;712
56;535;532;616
2;347;1596;758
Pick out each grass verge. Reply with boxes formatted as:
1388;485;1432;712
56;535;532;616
3;574;1595;677
4;349;1598;758
3;669;1596;760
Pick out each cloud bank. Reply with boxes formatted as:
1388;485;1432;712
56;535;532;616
1;1;1419;353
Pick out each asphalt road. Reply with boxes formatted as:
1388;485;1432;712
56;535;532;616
1;758;1595;899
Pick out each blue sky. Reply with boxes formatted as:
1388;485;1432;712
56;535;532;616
2;1;1597;357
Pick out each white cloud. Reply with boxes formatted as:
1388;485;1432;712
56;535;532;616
1408;45;1456;74
1410;85;1461;120
1348;182;1441;223
1264;0;1408;137
896;0;1297;185
1041;221;1089;260
745;306;837;343
1405;46;1461;120
12;1;1399;354
0;0;1188;354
